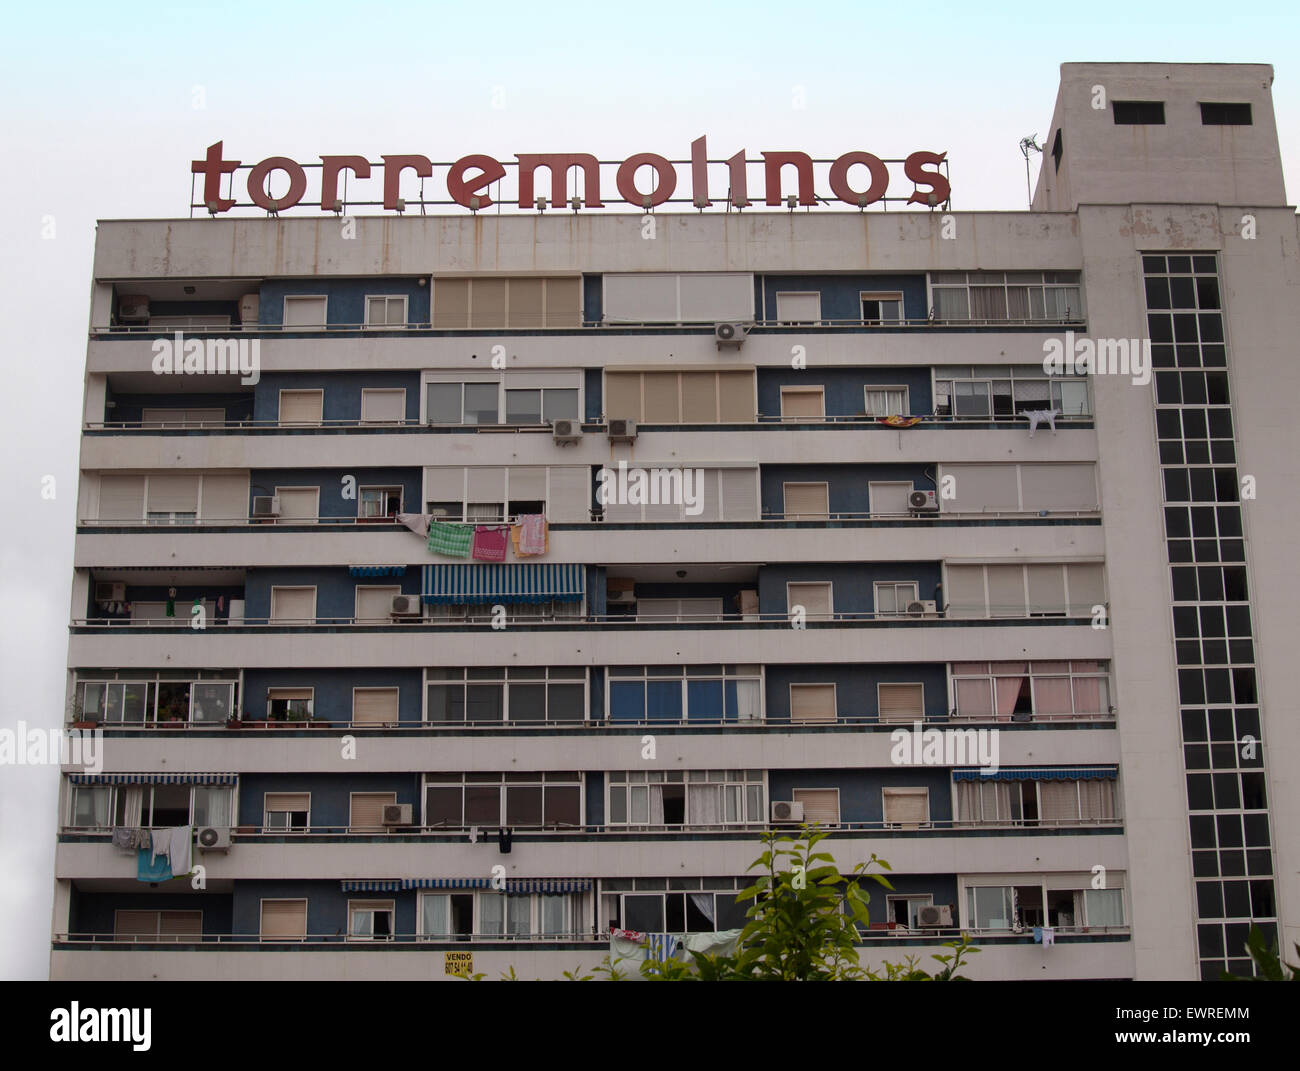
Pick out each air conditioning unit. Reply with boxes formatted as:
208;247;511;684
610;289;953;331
117;295;150;322
238;293;260;326
552;418;583;444
771;801;804;824
390;595;421;617
714;321;752;348
382;804;413;826
905;600;939;618
196;826;232;852
607;590;637;605
252;495;280;518
908;490;939;513
916;904;953;928
94;582;126;603
607;418;637;443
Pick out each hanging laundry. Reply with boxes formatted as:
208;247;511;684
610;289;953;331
472;525;509;562
112;827;135;851
136;847;172;883
427;521;473;558
217;596;225;612
515;514;548;556
168;825;194;877
165;598;175;617
397;512;432;538
1019;407;1062;438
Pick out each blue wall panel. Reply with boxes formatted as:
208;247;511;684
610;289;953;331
258;279;430;328
757;367;934;418
762;463;934;517
758;562;943;616
764;663;949;721
253;372;422;423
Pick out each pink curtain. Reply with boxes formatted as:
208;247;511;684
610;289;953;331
955;679;992;717
995;676;1027;717
1034;677;1073;715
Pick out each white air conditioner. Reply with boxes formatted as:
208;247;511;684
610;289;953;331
196;826;231;852
607;418;637;442
607;590;637;605
95;582;126;603
252;495;280;518
552;418;583;444
239;293;260;326
382;804;413;826
917;904;953;928
908;490;939;513
905;600;938;618
771;801;804;824
118;295;150;322
390;595;421;617
714;321;752;347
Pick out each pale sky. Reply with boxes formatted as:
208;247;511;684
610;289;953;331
1;0;1296;979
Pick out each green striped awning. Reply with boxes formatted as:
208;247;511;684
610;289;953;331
421;563;585;605
69;772;237;785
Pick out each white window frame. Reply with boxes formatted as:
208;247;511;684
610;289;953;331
782;481;830;519
874;580;920;615
860;291;903;324
882;786;930;828
259;897;308;942
352;685;400;727
774;291;823;325
347;899;396;941
263;792;311;833
273;485;320;524
786;580;833;620
779;385;825;420
278;388;325;425
269;585;317;624
358;485;404;519
282;295;327;330
863;386;910;417
885;894;935;931
266;686;314;720
363;295;408;329
359;388;407;425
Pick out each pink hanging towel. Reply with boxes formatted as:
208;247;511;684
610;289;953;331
472;525;509;562
517;514;548;556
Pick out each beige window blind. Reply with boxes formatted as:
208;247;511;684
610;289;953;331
283;296;326;328
1020;464;1097;511
1038;781;1081;824
361;389;405;423
280;390;323;424
781;387;824;418
201;474;249;522
719;469;759;520
159;911;203;939
987;565;1027;617
787;582;831;619
265;792;310;815
147;475;199;514
142;408;224;427
944;464;1020;512
99;475;145;520
354;586;399;623
546;466;589;521
776;292;822;323
883;789;929;826
1028;564;1067;613
353;688;399;726
114;910;158;938
1066;563;1106;612
350;792;397;831
793;788;839;825
869;482;912;515
944;565;987;619
275;488;319;521
260;899;308;939
1080;780;1116;821
783;483;829;519
433;277;581;329
270;587;316;622
878;683;924;722
790;683;836;723
603;370;755;423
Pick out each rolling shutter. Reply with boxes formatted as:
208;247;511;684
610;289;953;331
355;586;399;622
878;683;924;722
719;469;758;520
793;788;839;825
787;582;831;618
1020;464;1097;511
276;488;319;521
283;296;326;327
433;279;470;329
783;484;829;519
353;688;399;726
159;911;203;939
471;279;508;328
279;390;323;424
1038;782;1081;823
717;371;756;422
260;900;307;939
467;467;506;502
544;278;581;327
604;372;642;421
944;565;986;619
1028;564;1067;614
1066;563;1106;614
681;372;719;423
115;910;157;938
790;683;836;723
883;789;929;826
270;588;315;622
781;388;824;418
361;389;405;423
507;467;547;502
147;475;199;515
776;293;822;323
642;374;680;422
424;467;466;506
678;273;754;322
509;279;545;327
945;464;1020;511
201;474;249;522
265;792;310;814
350;792;396;831
869;482;912;516
987;566;1027;617
603;274;679;323
99;475;145;520
546;467;590;522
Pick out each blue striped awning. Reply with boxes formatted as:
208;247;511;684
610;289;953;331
69;772;238;786
398;878;591;893
953;766;1118;782
401;877;492;890
349;566;407;577
341;880;401;892
421;563;585;605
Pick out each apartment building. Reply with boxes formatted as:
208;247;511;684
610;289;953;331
51;62;1300;980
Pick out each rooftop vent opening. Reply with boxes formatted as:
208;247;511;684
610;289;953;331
1200;101;1252;126
1112;100;1165;125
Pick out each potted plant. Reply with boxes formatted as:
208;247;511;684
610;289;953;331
67;695;99;731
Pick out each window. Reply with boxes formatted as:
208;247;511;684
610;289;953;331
636;598;723;623
608;882;750;933
80;680;151;723
279;389;324;425
874;581;919;614
789;683;836;723
353;687;399;726
274;486;320;523
1200;101;1252;126
943;563;1104;619
77;783;233;829
114;910;202;942
1084;888;1125;928
1113;100;1165;125
775;292;822;325
939;463;1098;513
348;900;395;940
426;667;586;724
966;885;1015;930
877;683;924;723
780;386;824;420
955;777;1117;825
505;388;579;424
423;773;582;829
782;483;829;520
864;387;909;417
358;486;402;520
264;792;310;832
883;788;929;827
260;899;308;941
70;786;111;828
599;466;759;522
604;369;755;423
1051;129;1063;172
193;785;233;827
929;275;1083;324
607;664;762;723
868;484;913;517
426;382;500;425
282;296;327;329
432;277;580;329
787;581;832;620
269;586;316;623
360;388;406;423
354;585;400;623
77;678;235;724
602;273;753;325
887;895;934;930
364;295;407;327
419;891;579;940
951;661;1111;720
266;687;313;721
607;770;764;828
141;407;225;428
792;788;840;826
861;292;902;324
350;792;397;832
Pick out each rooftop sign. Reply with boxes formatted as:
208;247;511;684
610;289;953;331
190;137;950;215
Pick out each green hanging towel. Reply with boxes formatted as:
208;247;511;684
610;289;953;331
427;521;473;558
165;597;175;617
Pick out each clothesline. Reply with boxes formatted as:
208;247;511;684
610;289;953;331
397;513;550;561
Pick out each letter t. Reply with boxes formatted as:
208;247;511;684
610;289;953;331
192;141;240;213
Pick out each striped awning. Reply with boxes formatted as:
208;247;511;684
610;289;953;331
341;880;402;892
953;766;1118;782
398;878;591;893
421;563;585;605
348;566;407;577
69;772;238;785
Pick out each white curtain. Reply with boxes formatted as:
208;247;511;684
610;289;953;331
1085;889;1124;928
688;785;723;826
480;894;504;936
689;893;716;925
733;679;761;722
120;786;143;826
194;787;232;828
647;786;664;825
422;894;449;937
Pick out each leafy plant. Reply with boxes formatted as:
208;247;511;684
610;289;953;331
1221;925;1300;981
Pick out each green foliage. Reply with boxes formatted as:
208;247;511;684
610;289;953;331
1221;925;1300;981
